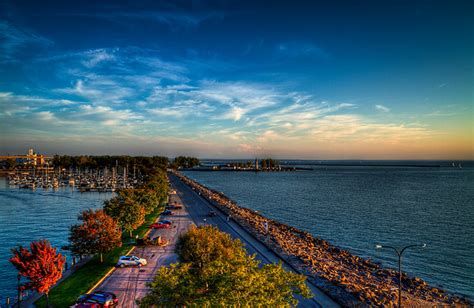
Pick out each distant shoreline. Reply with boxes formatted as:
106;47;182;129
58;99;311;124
282;163;441;167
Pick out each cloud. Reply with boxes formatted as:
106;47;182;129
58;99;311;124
0;43;450;158
66;8;228;29
222;106;245;121
425;111;459;117
257;130;279;142
309;115;433;143
275;41;328;59
0;20;53;62
82;49;116;67
375;104;390;112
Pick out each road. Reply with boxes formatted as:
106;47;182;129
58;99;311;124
90;191;193;307
92;174;339;307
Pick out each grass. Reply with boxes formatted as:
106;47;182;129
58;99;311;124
35;205;163;307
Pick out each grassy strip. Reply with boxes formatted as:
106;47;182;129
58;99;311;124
35;205;163;307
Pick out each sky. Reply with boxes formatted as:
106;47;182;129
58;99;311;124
0;0;473;159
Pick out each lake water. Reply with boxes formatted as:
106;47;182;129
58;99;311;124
0;178;111;304
184;161;474;300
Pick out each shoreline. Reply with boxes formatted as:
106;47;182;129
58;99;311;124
173;170;472;307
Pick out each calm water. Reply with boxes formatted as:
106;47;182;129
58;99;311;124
184;161;474;299
0;178;111;303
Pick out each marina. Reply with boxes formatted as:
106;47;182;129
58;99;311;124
6;166;143;192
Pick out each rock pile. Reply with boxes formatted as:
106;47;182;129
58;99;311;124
174;171;472;307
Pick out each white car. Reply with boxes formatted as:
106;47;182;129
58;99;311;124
116;255;147;268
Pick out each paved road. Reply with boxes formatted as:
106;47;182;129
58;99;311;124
91;191;193;307
93;174;339;307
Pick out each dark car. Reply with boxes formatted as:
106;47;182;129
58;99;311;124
159;219;172;225
161;210;175;215
208;210;217;217
76;291;118;307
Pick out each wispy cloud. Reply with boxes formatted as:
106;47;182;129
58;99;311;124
82;49;116;67
0;19;53;63
0;44;447;158
425;111;459;117
375;104;390;112
275;41;328;59
64;7;228;29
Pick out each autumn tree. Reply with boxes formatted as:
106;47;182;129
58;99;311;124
104;196;146;237
139;226;312;307
10;240;65;307
69;209;122;263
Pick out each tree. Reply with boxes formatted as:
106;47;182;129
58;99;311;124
118;188;159;214
177;225;247;272
10;240;65;307
173;156;200;169
5;158;16;169
104;196;146;237
139;226;312;307
69;209;122;263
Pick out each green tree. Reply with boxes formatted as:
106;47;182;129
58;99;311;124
116;188;158;214
139;226;312;307
177;225;246;272
69;209;122;262
104;196;146;237
173;156;200;169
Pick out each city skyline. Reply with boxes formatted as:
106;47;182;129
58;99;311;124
1;0;473;159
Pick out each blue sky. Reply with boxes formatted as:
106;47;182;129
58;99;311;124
0;0;472;159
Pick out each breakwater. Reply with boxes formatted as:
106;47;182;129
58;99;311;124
173;171;471;307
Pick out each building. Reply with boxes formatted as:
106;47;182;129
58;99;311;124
0;148;48;166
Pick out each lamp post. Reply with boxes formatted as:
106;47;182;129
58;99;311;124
17;273;21;308
375;243;426;308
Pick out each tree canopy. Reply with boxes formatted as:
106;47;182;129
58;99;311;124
104;195;146;237
52;155;169;173
139;225;312;307
172;156;200;169
69;209;122;262
10;240;65;306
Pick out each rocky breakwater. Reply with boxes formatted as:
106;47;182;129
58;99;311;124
174;171;472;307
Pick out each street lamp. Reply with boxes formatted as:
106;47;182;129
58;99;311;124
375;243;426;308
17;273;21;308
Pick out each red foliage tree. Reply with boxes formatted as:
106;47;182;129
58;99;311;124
69;209;122;262
10;240;65;306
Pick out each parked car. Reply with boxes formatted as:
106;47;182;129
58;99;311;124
75;291;118;307
165;204;182;210
116;255;147;268
161;210;175;215
159;219;172;225
208;210;217;217
150;222;171;229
